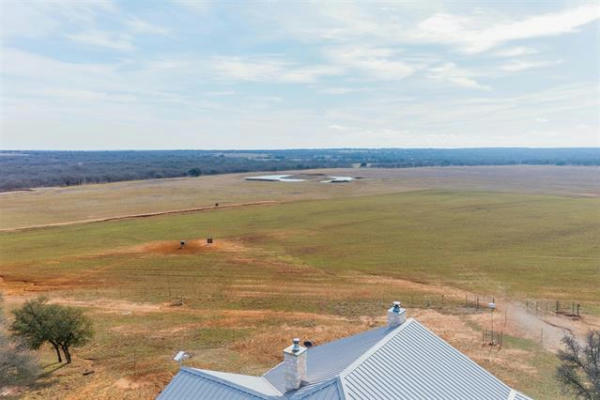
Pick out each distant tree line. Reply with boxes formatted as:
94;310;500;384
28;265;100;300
0;148;598;191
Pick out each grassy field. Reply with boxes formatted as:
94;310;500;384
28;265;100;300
1;165;598;230
1;181;599;399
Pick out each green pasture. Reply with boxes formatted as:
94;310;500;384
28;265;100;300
2;190;598;303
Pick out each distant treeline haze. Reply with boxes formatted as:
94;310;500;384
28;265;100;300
0;148;598;191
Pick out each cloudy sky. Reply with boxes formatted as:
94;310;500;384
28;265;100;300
1;0;598;149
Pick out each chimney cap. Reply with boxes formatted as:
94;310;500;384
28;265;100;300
292;338;301;352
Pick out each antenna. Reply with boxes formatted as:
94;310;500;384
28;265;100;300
488;302;496;345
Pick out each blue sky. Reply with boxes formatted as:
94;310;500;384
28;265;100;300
1;0;598;149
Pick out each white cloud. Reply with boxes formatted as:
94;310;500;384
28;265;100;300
126;17;169;35
251;2;599;54
170;0;213;14
492;46;538;58
500;59;563;72
211;57;286;81
1;0;117;38
427;63;490;90
280;65;342;83
1;1;598;149
205;90;236;96
319;87;367;95
211;56;341;83
67;30;134;51
415;4;599;53
325;46;415;80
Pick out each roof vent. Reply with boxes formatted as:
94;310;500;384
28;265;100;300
387;301;406;328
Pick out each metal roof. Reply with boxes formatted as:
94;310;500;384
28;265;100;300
156;318;533;400
156;368;268;400
288;378;344;400
265;325;395;392
340;319;519;399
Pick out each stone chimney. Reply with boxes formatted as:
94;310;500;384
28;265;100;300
283;338;307;391
387;301;406;328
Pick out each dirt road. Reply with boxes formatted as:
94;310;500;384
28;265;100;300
0;200;279;233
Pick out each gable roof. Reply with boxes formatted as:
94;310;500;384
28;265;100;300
264;324;395;392
339;320;513;399
157;318;533;400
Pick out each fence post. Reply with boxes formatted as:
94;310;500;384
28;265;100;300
556;300;559;313
577;304;580;317
133;349;137;376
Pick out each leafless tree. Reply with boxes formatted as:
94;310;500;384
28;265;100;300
556;331;600;400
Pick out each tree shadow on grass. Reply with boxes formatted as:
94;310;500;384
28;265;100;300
39;362;66;377
41;360;62;369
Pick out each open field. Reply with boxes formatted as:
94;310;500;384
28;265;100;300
0;166;598;230
1;166;599;399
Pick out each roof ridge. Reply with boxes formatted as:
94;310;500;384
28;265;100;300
338;318;416;379
335;375;348;400
291;378;342;399
181;367;275;399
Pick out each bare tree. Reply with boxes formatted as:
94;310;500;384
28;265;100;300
556;331;600;400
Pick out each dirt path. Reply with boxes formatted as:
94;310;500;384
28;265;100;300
351;273;599;353
0;200;279;233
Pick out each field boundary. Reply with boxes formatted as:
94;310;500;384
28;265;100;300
0;200;279;233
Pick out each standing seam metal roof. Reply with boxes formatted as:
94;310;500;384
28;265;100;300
340;320;513;399
156;318;533;400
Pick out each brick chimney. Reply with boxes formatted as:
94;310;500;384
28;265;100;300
387;301;406;327
283;338;306;391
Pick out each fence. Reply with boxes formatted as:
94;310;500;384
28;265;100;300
524;300;581;318
464;295;482;311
